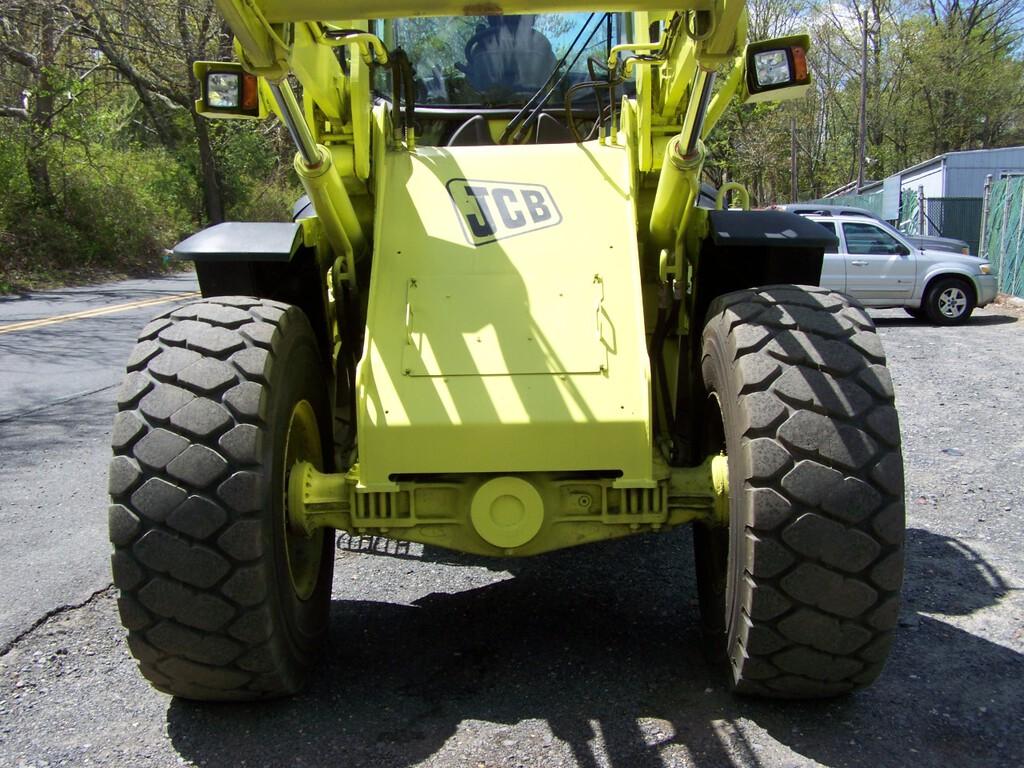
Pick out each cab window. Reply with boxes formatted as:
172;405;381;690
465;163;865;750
384;14;625;108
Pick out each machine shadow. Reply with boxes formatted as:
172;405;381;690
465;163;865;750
165;527;1024;768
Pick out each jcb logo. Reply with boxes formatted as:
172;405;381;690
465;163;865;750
446;179;562;246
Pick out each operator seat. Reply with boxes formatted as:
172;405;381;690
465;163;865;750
458;16;556;96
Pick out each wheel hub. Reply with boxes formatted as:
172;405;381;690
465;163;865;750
938;287;967;318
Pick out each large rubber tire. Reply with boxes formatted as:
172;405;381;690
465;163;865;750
923;275;975;325
108;297;335;700
694;285;904;698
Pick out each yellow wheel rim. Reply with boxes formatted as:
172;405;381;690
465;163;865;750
282;399;324;600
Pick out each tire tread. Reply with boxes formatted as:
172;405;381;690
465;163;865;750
109;297;324;700
701;285;904;698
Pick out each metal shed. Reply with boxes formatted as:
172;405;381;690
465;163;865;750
899;146;1024;198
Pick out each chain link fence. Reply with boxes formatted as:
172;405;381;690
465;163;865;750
806;189;918;232
813;188;982;252
898;191;982;250
922;197;984;254
981;176;1024;299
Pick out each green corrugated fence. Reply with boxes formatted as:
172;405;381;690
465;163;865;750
899;188;919;235
981;177;1024;299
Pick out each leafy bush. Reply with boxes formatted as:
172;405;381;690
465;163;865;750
213;121;302;222
0;103;300;293
0;139;197;290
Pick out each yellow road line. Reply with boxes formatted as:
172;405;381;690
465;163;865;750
0;292;200;335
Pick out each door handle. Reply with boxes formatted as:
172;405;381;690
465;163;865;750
850;260;869;266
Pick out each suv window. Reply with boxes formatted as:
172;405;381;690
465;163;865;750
842;221;907;255
815;221;837;237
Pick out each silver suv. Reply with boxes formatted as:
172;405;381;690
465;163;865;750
799;212;997;324
779;204;970;254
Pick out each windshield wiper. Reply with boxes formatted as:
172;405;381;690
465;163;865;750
498;13;606;144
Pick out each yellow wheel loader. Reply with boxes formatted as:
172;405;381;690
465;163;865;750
108;0;904;701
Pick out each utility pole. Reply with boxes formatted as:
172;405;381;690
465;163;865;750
857;5;868;192
979;174;992;260
790;112;798;202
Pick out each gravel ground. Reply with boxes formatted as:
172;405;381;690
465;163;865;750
1;304;1022;768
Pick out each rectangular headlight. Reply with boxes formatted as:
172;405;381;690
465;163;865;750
743;35;813;103
754;50;792;86
194;62;266;120
207;72;242;109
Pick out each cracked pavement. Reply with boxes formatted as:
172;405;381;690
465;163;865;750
1;276;1023;767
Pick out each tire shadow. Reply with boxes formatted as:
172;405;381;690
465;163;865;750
872;314;1019;327
743;527;1022;767
166;527;1024;768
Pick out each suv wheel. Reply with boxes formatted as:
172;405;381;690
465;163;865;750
924;276;975;325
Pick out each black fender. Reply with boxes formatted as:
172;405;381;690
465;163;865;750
170;221;330;358
694;210;837;324
172;221;304;263
673;210;838;463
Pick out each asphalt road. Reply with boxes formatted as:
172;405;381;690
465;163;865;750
0;274;200;653
1;276;1022;768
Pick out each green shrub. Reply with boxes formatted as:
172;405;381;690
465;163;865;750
0;140;195;290
214;121;302;222
0;106;301;293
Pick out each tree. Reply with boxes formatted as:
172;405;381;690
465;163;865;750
901;1;1024;154
0;1;83;204
73;0;231;223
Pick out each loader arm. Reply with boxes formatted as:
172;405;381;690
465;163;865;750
209;0;750;256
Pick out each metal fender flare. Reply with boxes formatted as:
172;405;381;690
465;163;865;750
169;222;330;358
919;266;980;299
171;221;304;262
694;210;838;323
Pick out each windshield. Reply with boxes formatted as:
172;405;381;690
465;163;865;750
382;13;624;107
